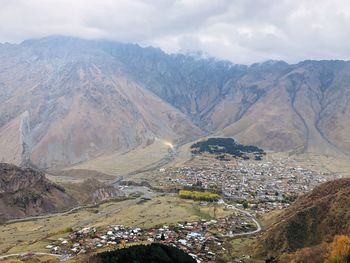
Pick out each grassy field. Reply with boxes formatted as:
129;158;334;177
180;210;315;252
0;255;59;263
66;141;171;178
0;195;232;256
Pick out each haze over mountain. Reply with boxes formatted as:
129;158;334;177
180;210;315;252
0;36;349;168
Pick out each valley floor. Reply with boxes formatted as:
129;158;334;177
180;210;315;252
1;140;350;262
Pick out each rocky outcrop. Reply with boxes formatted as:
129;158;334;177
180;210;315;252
62;178;124;204
0;163;76;222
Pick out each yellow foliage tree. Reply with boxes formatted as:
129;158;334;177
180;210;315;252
178;190;220;201
120;239;126;249
326;235;350;263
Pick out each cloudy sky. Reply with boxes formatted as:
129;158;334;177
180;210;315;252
1;0;350;64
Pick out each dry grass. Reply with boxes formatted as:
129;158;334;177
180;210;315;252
0;255;59;263
0;195;231;256
66;141;171;178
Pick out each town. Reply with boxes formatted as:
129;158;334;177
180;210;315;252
42;154;343;262
46;210;256;262
151;154;341;214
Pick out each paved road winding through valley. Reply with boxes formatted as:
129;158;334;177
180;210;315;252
221;200;262;237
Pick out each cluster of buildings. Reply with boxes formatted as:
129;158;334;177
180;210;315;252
156;156;339;213
45;213;256;262
43;155;341;261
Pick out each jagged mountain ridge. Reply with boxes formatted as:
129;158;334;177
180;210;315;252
109;46;350;155
0;36;349;168
109;46;350;156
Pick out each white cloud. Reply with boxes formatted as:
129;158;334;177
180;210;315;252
1;0;350;64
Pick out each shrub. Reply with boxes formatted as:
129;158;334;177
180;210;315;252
326;235;350;263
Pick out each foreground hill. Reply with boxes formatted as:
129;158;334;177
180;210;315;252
0;36;350;168
255;178;350;260
0;163;75;222
89;243;196;263
0;163;124;222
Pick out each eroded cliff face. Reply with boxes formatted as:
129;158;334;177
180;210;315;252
19;111;31;165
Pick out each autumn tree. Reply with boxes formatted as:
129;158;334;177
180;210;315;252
326;235;350;263
119;239;126;249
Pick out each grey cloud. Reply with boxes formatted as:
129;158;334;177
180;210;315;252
0;0;350;64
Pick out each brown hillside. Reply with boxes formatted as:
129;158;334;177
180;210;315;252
62;178;124;204
0;163;76;222
0;37;202;169
255;178;350;258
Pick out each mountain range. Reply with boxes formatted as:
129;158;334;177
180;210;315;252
0;36;349;169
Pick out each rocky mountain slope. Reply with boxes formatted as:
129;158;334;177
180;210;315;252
0;163;75;222
255;178;350;259
219;60;350;156
62;178;124;204
0;36;349;168
0;163;124;222
0;37;202;168
119;50;350;156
